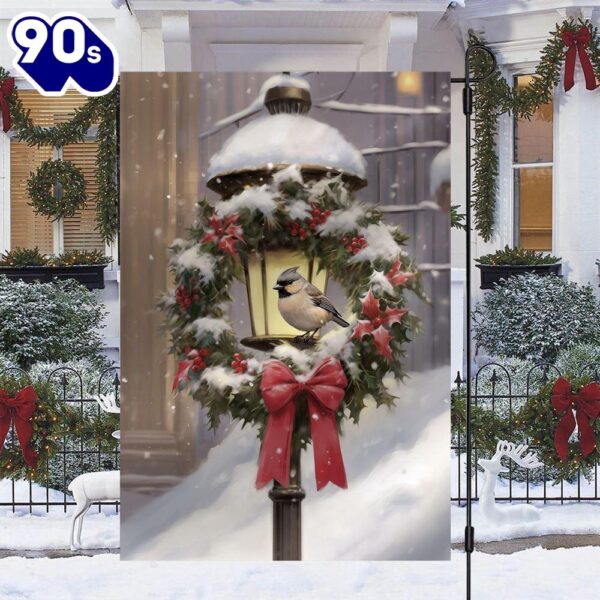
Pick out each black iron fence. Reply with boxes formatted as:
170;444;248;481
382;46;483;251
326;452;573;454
452;361;600;504
0;366;120;513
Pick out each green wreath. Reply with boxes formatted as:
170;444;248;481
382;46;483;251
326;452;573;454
27;159;87;221
162;174;422;448
470;18;600;241
0;371;119;482
518;376;600;481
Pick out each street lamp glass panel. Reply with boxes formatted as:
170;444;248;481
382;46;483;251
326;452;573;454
244;249;328;340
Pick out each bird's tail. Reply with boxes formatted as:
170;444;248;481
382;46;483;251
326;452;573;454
332;315;350;327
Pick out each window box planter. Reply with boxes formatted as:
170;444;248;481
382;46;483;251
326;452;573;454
477;263;562;290
0;264;108;290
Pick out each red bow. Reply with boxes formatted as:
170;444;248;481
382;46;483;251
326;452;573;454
0;386;39;468
561;27;598;92
551;378;600;461
0;77;15;133
256;357;348;491
202;214;244;257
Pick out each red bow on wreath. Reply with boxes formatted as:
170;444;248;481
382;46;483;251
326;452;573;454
256;357;348;491
0;77;15;133
0;386;39;468
551;377;600;461
561;27;598;92
202;214;244;257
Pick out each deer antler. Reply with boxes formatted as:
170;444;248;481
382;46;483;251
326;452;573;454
95;394;120;414
493;441;543;469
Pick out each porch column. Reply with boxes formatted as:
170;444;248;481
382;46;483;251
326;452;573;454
553;69;600;289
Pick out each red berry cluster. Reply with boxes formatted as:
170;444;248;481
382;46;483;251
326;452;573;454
231;353;248;374
306;206;331;231
191;348;210;372
342;235;367;254
175;285;201;311
288;221;308;240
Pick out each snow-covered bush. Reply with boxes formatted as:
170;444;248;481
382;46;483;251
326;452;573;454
555;343;600;378
473;274;600;362
0;276;106;369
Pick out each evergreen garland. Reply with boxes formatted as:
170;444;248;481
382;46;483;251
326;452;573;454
470;19;600;241
0;66;119;241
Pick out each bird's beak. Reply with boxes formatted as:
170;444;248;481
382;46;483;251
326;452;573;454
273;284;283;291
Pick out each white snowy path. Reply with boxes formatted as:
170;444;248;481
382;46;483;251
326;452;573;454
0;511;119;550
1;548;599;600
123;368;450;560
451;502;600;543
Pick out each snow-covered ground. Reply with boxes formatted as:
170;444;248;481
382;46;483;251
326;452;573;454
451;453;600;542
1;548;599;600
122;368;450;560
0;480;119;550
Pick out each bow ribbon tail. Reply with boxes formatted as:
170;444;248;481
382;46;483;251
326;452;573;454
576;42;598;91
13;412;38;468
575;407;597;457
563;37;578;91
0;80;14;134
0;406;12;454
554;408;576;461
255;400;296;489
307;397;347;490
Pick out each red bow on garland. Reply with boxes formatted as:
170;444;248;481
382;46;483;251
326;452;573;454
202;214;244;257
0;386;39;468
0;77;15;133
561;27;598;92
256;357;348;491
551;377;600;461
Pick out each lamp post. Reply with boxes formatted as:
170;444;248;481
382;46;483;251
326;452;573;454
206;77;367;560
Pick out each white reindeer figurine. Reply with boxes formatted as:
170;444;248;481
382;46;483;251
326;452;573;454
68;393;121;551
478;441;543;525
68;470;120;550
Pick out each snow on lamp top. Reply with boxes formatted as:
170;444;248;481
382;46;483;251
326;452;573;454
207;76;367;195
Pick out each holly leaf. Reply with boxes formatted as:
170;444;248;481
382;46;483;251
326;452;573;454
351;320;374;341
359;288;380;321
371;325;393;360
382;307;408;328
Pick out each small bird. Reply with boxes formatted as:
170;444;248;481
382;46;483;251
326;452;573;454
273;267;349;342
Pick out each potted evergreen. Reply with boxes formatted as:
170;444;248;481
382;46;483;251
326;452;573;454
0;248;111;290
476;245;561;290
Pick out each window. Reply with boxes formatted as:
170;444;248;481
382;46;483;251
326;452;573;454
513;75;553;251
8;90;105;254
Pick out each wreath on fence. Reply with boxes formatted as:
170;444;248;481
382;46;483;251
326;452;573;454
518;376;600;481
470;18;600;241
27;159;87;220
0;66;118;241
161;174;421;458
0;371;119;482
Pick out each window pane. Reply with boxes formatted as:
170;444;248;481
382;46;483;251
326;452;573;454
514;75;553;164
515;167;552;251
10;142;54;253
63;142;105;252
